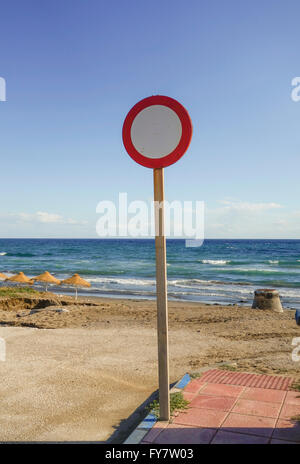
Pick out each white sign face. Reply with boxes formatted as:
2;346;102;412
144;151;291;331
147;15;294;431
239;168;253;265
130;105;182;159
123;95;192;168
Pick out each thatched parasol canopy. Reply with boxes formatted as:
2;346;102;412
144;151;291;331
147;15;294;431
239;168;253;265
6;272;33;284
0;272;7;281
31;271;60;291
61;273;90;288
60;273;91;299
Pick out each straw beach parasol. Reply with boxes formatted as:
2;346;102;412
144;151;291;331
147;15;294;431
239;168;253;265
60;273;91;300
31;271;60;292
0;272;7;281
6;272;33;285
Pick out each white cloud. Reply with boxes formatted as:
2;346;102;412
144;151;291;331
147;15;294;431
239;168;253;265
204;199;296;238
2;211;87;226
35;212;65;223
219;200;282;212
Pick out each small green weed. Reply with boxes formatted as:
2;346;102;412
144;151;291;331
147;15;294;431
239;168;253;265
148;392;190;419
291;382;300;392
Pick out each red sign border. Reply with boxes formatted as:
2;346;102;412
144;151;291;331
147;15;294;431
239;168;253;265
122;95;192;168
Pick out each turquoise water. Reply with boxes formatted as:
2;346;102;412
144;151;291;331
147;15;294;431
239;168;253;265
0;239;299;308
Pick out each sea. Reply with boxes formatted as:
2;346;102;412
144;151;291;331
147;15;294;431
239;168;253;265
0;238;299;309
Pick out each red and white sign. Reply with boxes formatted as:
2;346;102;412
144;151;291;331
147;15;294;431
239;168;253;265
122;95;192;168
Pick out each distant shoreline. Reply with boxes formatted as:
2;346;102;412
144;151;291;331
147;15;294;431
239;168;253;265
1;238;300;240
1;238;300;309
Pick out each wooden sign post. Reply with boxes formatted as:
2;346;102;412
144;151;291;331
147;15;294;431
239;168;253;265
122;95;192;420
153;167;170;420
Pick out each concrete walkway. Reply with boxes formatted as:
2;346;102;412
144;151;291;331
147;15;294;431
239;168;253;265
139;369;300;444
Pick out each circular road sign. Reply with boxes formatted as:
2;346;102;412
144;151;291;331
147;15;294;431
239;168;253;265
122;95;192;168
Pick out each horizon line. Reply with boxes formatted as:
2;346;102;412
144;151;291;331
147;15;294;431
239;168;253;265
0;237;299;241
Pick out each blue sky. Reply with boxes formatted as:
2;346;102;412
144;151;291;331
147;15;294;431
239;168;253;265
0;0;299;238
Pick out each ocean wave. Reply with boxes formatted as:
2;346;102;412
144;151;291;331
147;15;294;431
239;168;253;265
81;275;300;300
170;279;247;288
279;288;300;298
169;281;254;295
0;252;7;256
86;276;156;286
217;268;300;276
201;259;229;265
168;278;247;288
170;278;212;287
68;269;126;276
168;291;227;299
266;259;300;266
268;260;300;267
84;276;256;295
82;287;155;298
6;252;35;257
58;280;300;307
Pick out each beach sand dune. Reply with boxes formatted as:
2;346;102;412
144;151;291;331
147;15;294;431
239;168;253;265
0;294;299;442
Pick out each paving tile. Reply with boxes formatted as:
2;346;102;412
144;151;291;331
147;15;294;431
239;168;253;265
183;391;197;402
184;380;206;394
200;383;244;398
222;412;276;437
173;407;228;428
211;429;269;444
233;399;281;418
200;369;293;391
142;421;168;443
154;424;217;444
279;403;300;420
285;391;300;406
272;419;300;443
200;370;256;386
241;387;286;404
248;374;292;391
190;394;236;412
128;369;298;445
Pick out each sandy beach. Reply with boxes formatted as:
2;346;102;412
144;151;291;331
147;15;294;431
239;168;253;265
0;292;299;442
